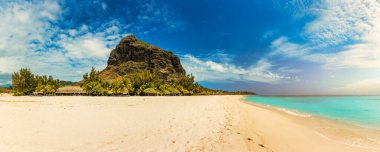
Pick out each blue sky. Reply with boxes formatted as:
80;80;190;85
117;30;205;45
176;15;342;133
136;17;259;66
1;0;380;95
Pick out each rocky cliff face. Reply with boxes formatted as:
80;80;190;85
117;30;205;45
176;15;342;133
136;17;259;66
99;35;186;81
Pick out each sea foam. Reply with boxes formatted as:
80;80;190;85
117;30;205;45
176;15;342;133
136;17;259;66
276;108;312;118
316;131;380;150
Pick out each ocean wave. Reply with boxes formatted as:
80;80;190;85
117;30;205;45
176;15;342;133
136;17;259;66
276;107;312;118
257;104;313;118
316;132;380;150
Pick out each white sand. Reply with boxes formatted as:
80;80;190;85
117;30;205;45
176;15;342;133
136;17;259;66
0;95;378;152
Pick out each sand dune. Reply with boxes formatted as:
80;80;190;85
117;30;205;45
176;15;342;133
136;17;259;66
0;96;378;152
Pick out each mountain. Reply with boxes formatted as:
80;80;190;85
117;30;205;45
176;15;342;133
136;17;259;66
99;35;186;81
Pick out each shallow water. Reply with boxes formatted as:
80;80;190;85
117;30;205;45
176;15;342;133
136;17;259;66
246;96;380;129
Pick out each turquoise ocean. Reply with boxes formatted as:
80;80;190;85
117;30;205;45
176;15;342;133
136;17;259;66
246;96;380;129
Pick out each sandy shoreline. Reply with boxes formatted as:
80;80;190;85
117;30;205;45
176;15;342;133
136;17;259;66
0;95;379;152
241;100;380;152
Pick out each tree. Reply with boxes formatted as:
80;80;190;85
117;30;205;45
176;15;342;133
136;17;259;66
35;75;61;95
158;84;170;95
175;74;195;91
81;67;108;96
111;79;130;95
121;78;133;95
83;67;102;84
12;68;37;95
193;83;203;95
81;67;137;96
129;70;162;95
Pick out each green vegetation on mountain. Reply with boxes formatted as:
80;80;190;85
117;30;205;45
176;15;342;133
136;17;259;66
81;67;131;96
81;67;204;96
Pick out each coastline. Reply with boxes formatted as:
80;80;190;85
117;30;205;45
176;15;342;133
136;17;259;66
0;95;379;152
240;97;380;152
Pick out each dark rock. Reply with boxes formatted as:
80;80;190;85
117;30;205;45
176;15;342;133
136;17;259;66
100;35;186;81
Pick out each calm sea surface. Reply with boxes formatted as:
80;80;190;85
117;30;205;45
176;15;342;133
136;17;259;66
246;96;380;128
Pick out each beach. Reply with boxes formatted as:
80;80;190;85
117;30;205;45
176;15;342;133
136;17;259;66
0;95;379;152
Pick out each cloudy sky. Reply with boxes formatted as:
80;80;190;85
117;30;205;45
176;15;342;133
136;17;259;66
0;0;380;95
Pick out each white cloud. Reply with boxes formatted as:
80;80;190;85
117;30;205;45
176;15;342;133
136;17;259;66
59;35;110;59
0;1;61;73
267;0;380;94
105;25;119;34
0;56;23;74
332;76;380;95
270;37;308;58
304;0;377;46
270;0;380;70
182;54;292;84
0;1;126;82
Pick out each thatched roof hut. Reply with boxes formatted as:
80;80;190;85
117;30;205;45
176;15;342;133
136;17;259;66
56;86;87;95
